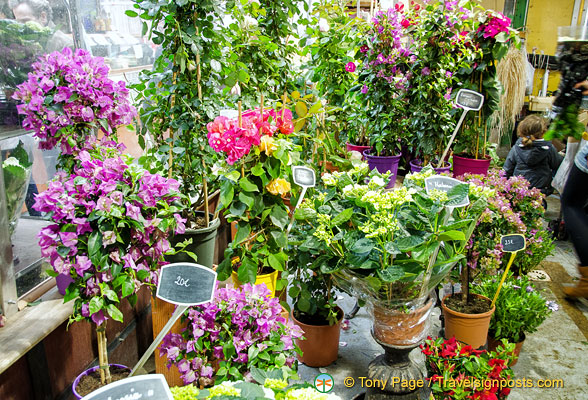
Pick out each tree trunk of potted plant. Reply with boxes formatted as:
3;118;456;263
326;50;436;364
291;306;344;367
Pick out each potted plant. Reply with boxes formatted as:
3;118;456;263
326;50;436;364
211;104;298;296
2;140;32;236
295;165;488;347
288;221;343;367
12;47;136;173
473;273;556;366
33;142;186;397
420;336;515;399
452;9;519;176
355;7;415;186
457;171;554;276
159;283;303;387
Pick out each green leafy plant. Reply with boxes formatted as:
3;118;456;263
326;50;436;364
2;140;32;235
473;273;554;343
211;106;299;285
295;165;488;308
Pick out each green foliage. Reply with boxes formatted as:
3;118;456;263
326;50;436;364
2;141;32;235
544;103;585;141
293;165;488;307
170;385;199;400
473;273;553;343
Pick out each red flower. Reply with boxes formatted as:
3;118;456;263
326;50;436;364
460;344;474;356
395;3;404;12
401;19;410;28
499;387;511;397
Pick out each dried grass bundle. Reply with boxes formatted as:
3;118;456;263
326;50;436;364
491;45;527;142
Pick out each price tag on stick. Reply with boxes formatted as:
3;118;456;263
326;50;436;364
81;374;173;400
286;166;316;235
130;263;216;376
437;89;485;168
491;234;526;307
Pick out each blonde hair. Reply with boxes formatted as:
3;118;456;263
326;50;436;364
517;115;547;147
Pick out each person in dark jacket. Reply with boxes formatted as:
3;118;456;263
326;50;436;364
503;115;563;195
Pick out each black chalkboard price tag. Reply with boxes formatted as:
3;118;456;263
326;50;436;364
156;263;217;306
293;166;316;188
81;374;172;400
500;234;526;253
456;89;484;111
424;176;470;208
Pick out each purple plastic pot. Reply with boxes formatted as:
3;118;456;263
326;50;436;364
452;155;491;177
346;143;371;160
363;150;402;188
72;364;129;399
56;273;74;296
409;159;452;174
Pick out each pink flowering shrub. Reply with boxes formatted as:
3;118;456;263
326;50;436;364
459;170;554;275
160;283;303;387
207;107;293;165
13;47;136;155
33;141;186;326
477;11;511;39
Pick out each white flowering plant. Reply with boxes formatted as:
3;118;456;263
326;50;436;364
294;166;488;308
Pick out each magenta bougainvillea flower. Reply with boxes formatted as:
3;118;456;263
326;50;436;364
13;47;137;154
206;107;293;165
345;62;356;73
34;141;185;326
478;12;511;39
160;283;303;386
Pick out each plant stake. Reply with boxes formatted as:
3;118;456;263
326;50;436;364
286;166;316;236
491;234;526;308
130;263;216;376
438;89;484;168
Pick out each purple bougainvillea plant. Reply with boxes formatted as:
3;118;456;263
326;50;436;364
12;47;136;170
33;140;187;384
160;283;303;387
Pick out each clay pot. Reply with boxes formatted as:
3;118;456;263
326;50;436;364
487;334;525;366
371;297;434;346
441;293;495;349
291;307;344;367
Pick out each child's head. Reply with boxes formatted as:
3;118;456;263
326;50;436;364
517;115;547;146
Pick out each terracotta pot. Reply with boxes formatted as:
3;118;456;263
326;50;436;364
372;297;434;346
231;269;278;297
487;334;525;366
151;297;186;387
452;155;491;177
441;293;495;349
291;307;343;367
318;160;340;174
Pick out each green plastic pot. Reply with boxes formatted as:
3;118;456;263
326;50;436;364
167;211;220;268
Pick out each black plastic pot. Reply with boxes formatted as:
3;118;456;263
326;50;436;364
167;211;220;268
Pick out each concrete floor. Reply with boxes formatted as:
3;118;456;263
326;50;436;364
297;194;588;400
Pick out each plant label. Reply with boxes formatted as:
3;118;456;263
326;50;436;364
81;374;172;400
455;89;484;111
292;166;316;188
424;176;470;207
500;234;526;253
156;263;216;306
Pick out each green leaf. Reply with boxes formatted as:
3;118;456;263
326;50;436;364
309;102;322;114
396;236;425;251
106;304;124;322
350;238;374;254
89;296;104;315
104;289;119;303
295;207;317;220
121;276;134;298
268;253;285;271
295;101;308;118
63;287;80;303
125;10;138;17
233;382;266;399
377;266;404;282
234;223;251;245
331;208;353;226
270;205;289;229
239;177;259;192
239;191;254;208
438;230;466;242
237;257;257;283
270;231;287;248
251;163;264;176
297;297;310;312
221;181;234;207
88;231;102;265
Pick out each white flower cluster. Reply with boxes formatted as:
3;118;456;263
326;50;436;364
404;167;437;187
313;213;334;245
469;184;495;199
428;188;449;203
361;187;416;211
284;387;342;400
342;183;370;199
